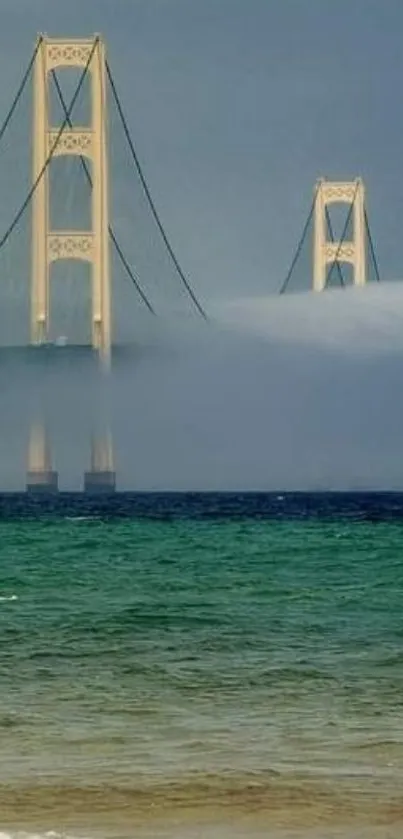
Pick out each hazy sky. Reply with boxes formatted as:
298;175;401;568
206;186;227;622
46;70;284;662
1;0;403;490
1;0;403;299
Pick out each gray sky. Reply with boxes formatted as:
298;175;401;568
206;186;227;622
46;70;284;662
1;0;403;298
1;0;403;490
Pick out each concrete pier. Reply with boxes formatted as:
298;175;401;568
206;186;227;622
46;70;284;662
26;469;59;493
84;469;116;493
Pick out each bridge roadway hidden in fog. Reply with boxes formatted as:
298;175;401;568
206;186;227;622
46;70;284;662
0;35;381;494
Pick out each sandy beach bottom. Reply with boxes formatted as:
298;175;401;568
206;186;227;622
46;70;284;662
1;775;403;838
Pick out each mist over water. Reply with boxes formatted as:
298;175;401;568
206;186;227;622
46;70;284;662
1;282;403;491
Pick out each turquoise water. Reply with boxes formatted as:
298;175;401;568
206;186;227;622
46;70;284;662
1;514;403;837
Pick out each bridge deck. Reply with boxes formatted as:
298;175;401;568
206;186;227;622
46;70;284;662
0;344;138;367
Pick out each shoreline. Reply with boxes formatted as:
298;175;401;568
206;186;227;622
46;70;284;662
1;773;402;832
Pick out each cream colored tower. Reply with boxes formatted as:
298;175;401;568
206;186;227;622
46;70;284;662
313;178;366;292
31;36;111;365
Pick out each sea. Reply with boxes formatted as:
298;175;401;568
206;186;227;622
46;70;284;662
1;491;403;839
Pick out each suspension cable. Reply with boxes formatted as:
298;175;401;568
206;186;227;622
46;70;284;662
278;191;316;294
0;37;43;148
364;208;381;282
105;60;208;321
324;207;345;288
50;69;156;315
0;38;98;253
325;180;359;288
108;229;156;311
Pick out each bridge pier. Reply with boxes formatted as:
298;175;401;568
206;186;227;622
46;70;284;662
26;470;59;493
84;470;116;493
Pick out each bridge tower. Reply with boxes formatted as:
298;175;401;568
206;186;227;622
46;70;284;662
31;35;111;363
313;178;366;292
27;35;115;494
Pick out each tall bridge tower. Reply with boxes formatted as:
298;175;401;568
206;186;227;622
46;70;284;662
313;178;366;292
27;36;115;494
31;35;111;364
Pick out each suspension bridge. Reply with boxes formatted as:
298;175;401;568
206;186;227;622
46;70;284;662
0;34;382;493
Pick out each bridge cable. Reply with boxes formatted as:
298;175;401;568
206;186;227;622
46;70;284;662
324;207;345;287
325;179;359;288
278;191;316;294
105;60;208;321
0;37;43;148
50;69;156;315
364;209;381;282
0;38;98;253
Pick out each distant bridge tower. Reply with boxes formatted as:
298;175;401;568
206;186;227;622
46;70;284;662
31;35;111;364
313;178;366;292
